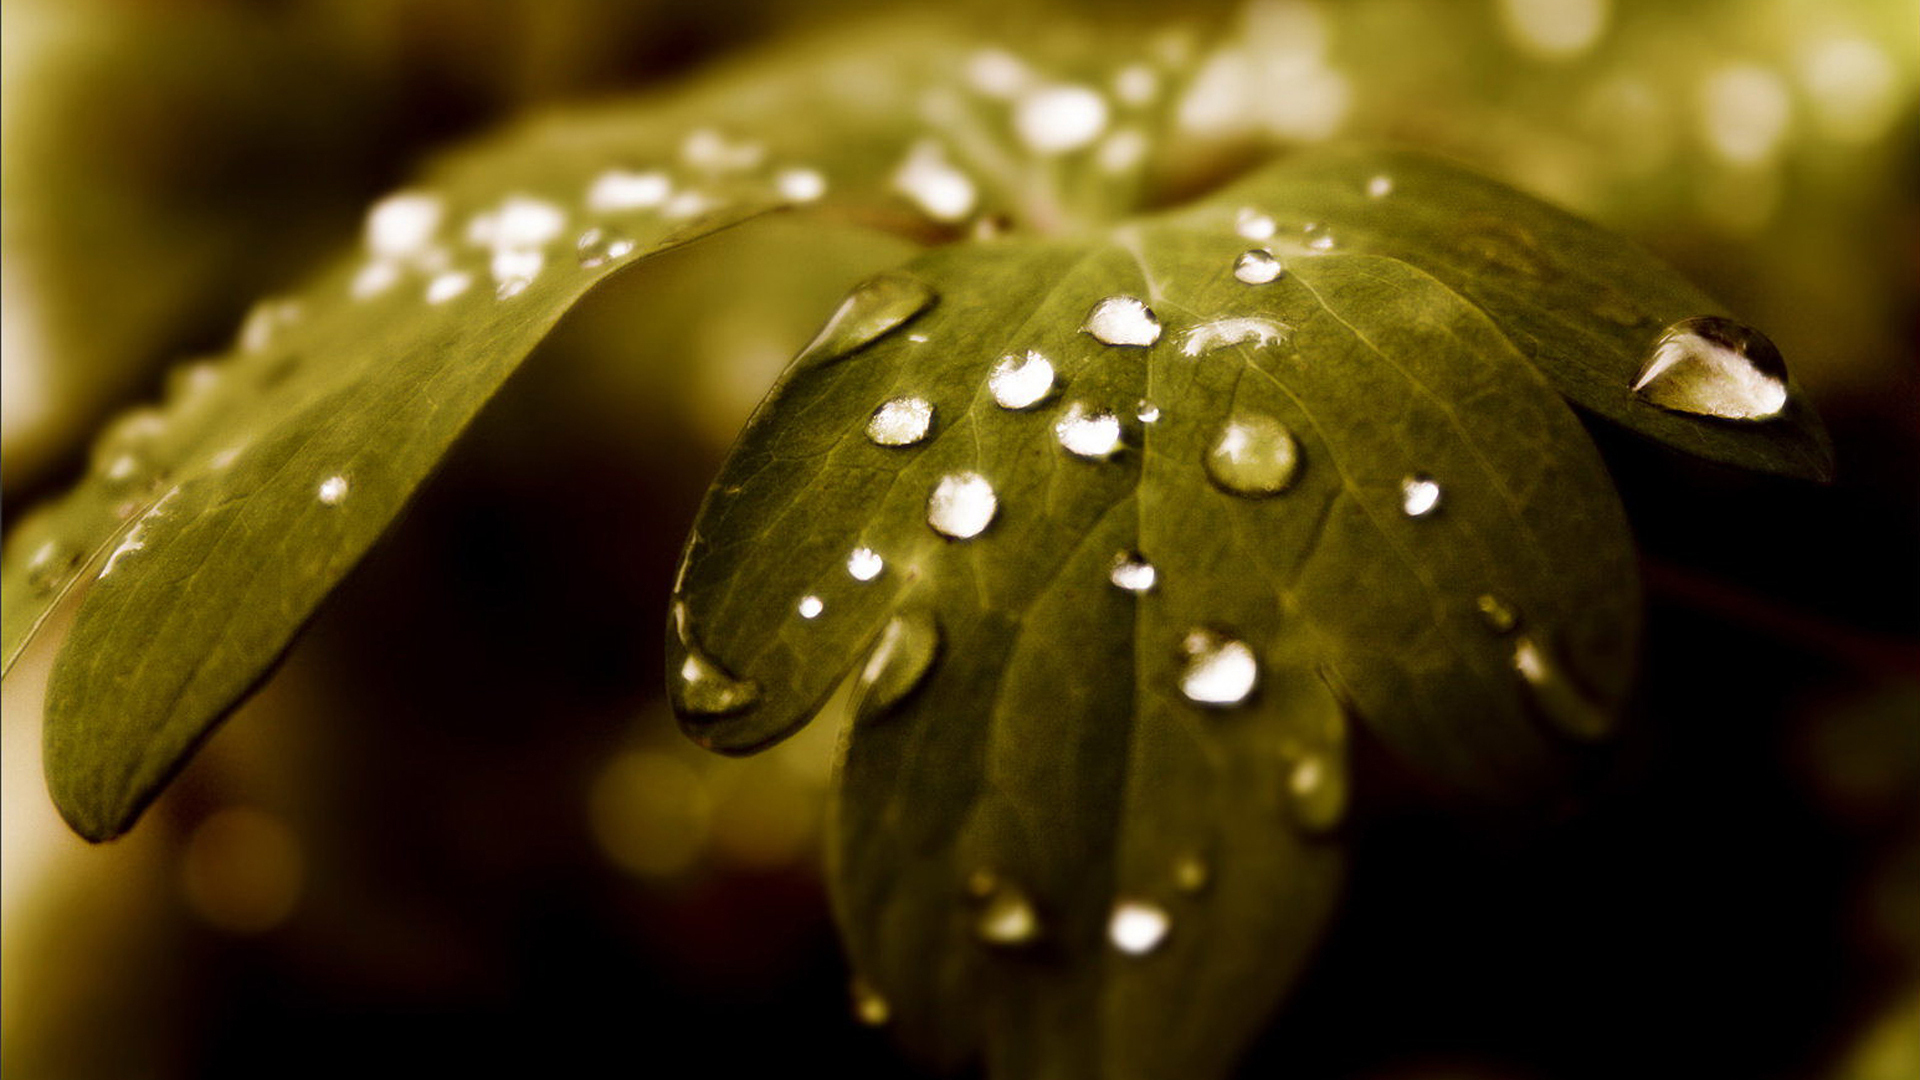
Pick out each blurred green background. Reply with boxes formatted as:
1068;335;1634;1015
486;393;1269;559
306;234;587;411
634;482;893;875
3;1;1916;1077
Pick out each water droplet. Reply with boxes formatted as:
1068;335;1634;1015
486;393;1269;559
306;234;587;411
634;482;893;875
1366;174;1394;198
1303;222;1337;251
1286;751;1347;834
856;610;941;720
1205;415;1300;496
1512;634;1614;740
974;882;1041;947
1014;83;1110;154
775;167;828;204
797;595;825;619
576;226;636;268
866;396;934;447
988;351;1056;410
350;260;401;300
364;191;444;259
1136;400;1161;423
850;978;891;1026
470;195;566;250
91;409;166;487
424;271;472;304
927;472;997;540
847;547;884;582
1180;316;1291;357
1476;593;1519;634
1233;249;1285;285
98;487;180;580
316;475;350;506
1400;475;1442;518
1179;629;1258;706
662;190;714;221
1631;316;1788;421
1053;402;1123;459
24;540;80;595
237;298;302;352
1235;207;1277;241
681;127;765;173
491;247;545;296
586;168;671;213
1083;296;1161;347
892;140;977;223
795;272;937;368
1109;551;1157;593
1108;899;1171;956
669;602;761;717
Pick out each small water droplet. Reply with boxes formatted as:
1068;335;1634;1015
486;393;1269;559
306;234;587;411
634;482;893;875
850;978;891;1026
1180;629;1258;706
1173;852;1210;893
424;271;472;304
988;350;1056;410
1205;415;1300;497
927;472;997;539
1303;222;1337;251
585;168;671;213
1180;316;1291;357
364;190;444;260
1109;551;1158;593
1053;402;1123;459
1108;899;1171;956
775;166;828;204
857;610;941;720
1400;475;1442;518
974;882;1041;947
490;246;545;292
1235;207;1277;241
1631;316;1788;421
669;601;761;717
1286;751;1347;834
471;195;567;250
576;226;636;268
1014;83;1110;154
1512;634;1614;740
681;127;765;173
866;396;934;447
847;547;885;582
797;595;825;619
317;475;350;506
1083;296;1161;347
1366;174;1394;198
1135;400;1161;423
351;260;401;300
1476;593;1519;634
892;140;978;223
1233;249;1285;285
795;272;937;367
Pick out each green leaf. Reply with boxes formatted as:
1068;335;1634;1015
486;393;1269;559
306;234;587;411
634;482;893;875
0;24;1002;842
668;151;1682;1075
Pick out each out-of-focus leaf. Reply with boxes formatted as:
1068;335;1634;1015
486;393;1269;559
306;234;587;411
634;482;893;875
669;149;1674;1077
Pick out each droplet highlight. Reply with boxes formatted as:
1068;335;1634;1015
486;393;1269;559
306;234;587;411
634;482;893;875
927;472;997;539
797;595;825;619
1053;402;1123;459
1180;316;1291;357
1179;629;1258;706
316;475;350;506
988;351;1056;410
576;226;636;268
669;602;761;717
1400;475;1442;518
1631;316;1789;421
974;882;1041;947
867;397;934;447
1109;551;1158;594
1083;296;1161;347
1233;249;1285;285
1108;899;1171;956
847;547;885;582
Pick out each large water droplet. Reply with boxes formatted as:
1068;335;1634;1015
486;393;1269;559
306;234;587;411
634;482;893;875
1400;475;1442;518
867;397;934;447
927;472;997;539
974;882;1041;947
1179;629;1258;706
1180;316;1291;357
795;272;937;367
316;475;350;506
1286;751;1347;834
1083;296;1161;347
1205;415;1300;496
988;351;1056;410
850;978;891;1026
1512;634;1614;740
1631;316;1789;421
847;546;885;582
576;226;636;268
1108;899;1171;956
1233;249;1285;285
1109;551;1157;593
669;602;761;717
856;610;941;720
1053;402;1123;459
1013;83;1110;154
1476;593;1519;634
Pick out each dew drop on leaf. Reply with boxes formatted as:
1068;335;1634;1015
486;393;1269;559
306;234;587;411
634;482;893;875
585;168;670;213
797;595;825;620
974;882;1042;947
1233;249;1285;285
856;610;941;720
1630;316;1788;421
1179;629;1258;706
1135;399;1161;423
24;541;81;596
1476;593;1519;634
988;350;1056;410
424;271;472;305
1286;752;1347;835
1108;899;1171;956
1512;634;1614;741
1082;295;1161;347
1053;402;1123;459
847;547;885;582
1235;207;1277;241
1366;174;1394;198
866;397;934;447
926;473;997;539
1180;316;1291;357
316;475;350;507
775;166;828;204
669;601;761;718
1109;551;1158;594
1204;415;1300;497
794;272;937;368
1303;222;1337;251
892;140;978;223
1400;475;1443;518
575;226;636;268
1013;83;1110;154
364;190;444;260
